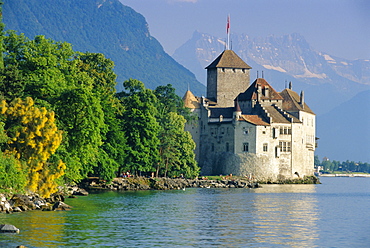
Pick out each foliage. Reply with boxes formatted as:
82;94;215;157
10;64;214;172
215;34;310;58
0;32;123;183
0;121;27;193
117;79;160;175
0;97;64;197
2;0;206;96
154;84;199;178
0;12;200;194
316;155;370;174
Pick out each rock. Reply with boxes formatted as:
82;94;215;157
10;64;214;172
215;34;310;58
52;201;72;211
47;193;65;203
72;188;89;196
0;224;20;233
12;207;22;212
10;194;36;210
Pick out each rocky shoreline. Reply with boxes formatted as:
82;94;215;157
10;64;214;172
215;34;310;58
0;176;320;214
79;175;320;191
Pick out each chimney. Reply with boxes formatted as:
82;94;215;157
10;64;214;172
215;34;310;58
257;84;262;102
264;86;269;98
300;90;305;108
289;81;292;90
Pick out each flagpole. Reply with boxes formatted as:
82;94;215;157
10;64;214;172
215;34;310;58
226;15;230;50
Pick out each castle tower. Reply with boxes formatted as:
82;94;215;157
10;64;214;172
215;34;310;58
205;50;251;108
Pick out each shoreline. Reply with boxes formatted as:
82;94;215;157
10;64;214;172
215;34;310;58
319;174;370;177
79;176;320;191
0;176;320;215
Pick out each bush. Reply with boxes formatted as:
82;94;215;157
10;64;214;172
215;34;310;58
0;152;27;194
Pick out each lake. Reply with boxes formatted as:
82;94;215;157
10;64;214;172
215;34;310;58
1;177;369;247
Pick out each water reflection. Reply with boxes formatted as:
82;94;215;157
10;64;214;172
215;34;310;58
251;185;319;247
0;210;67;247
0;185;320;247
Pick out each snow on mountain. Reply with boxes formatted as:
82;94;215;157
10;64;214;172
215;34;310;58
173;31;370;115
173;31;370;162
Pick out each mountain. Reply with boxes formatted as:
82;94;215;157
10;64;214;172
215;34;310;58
173;31;370;115
316;90;370;163
173;31;370;162
3;0;206;96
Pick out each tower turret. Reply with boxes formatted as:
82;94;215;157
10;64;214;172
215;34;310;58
205;50;251;108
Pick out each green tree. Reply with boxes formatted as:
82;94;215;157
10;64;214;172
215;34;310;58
117;79;160;176
77;52;127;181
314;155;321;167
0;121;27;193
321;160;333;172
157;112;198;178
1;32;121;183
154;85;199;178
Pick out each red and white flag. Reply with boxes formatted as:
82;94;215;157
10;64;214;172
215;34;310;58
226;15;230;34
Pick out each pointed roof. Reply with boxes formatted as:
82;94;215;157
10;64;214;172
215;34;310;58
182;90;200;109
239;115;270;126
234;99;241;112
237;78;284;101
205;50;252;69
280;88;314;114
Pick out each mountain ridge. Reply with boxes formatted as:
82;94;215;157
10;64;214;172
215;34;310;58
3;0;206;96
173;31;370;162
173;31;370;115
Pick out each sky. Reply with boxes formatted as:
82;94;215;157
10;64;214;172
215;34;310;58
120;0;370;60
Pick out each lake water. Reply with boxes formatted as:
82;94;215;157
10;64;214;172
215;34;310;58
0;177;369;247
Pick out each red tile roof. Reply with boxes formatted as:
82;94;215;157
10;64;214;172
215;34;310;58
239;115;270;126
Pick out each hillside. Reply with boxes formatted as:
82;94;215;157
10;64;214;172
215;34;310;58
3;0;206;96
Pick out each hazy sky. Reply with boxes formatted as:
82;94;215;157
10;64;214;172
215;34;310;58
120;0;369;60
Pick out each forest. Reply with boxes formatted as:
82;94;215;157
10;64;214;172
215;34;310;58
315;156;370;174
0;2;199;198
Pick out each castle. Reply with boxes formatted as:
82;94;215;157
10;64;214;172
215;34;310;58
183;49;316;180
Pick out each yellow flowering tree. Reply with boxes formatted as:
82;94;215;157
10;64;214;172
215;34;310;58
0;97;65;198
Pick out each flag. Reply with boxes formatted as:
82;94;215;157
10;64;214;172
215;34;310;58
226;15;230;34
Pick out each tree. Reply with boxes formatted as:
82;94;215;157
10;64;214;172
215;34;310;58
157;112;198;178
154;84;194;122
1;32;122;182
0;121;27;193
0;97;64;197
154;85;199;178
117;79;160;175
77;52;127;181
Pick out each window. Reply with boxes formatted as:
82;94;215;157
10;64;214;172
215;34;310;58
226;142;229;152
243;142;249;152
280;127;291;135
275;146;280;158
263;143;268;152
273;128;279;139
211;143;214;152
279;141;291;152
